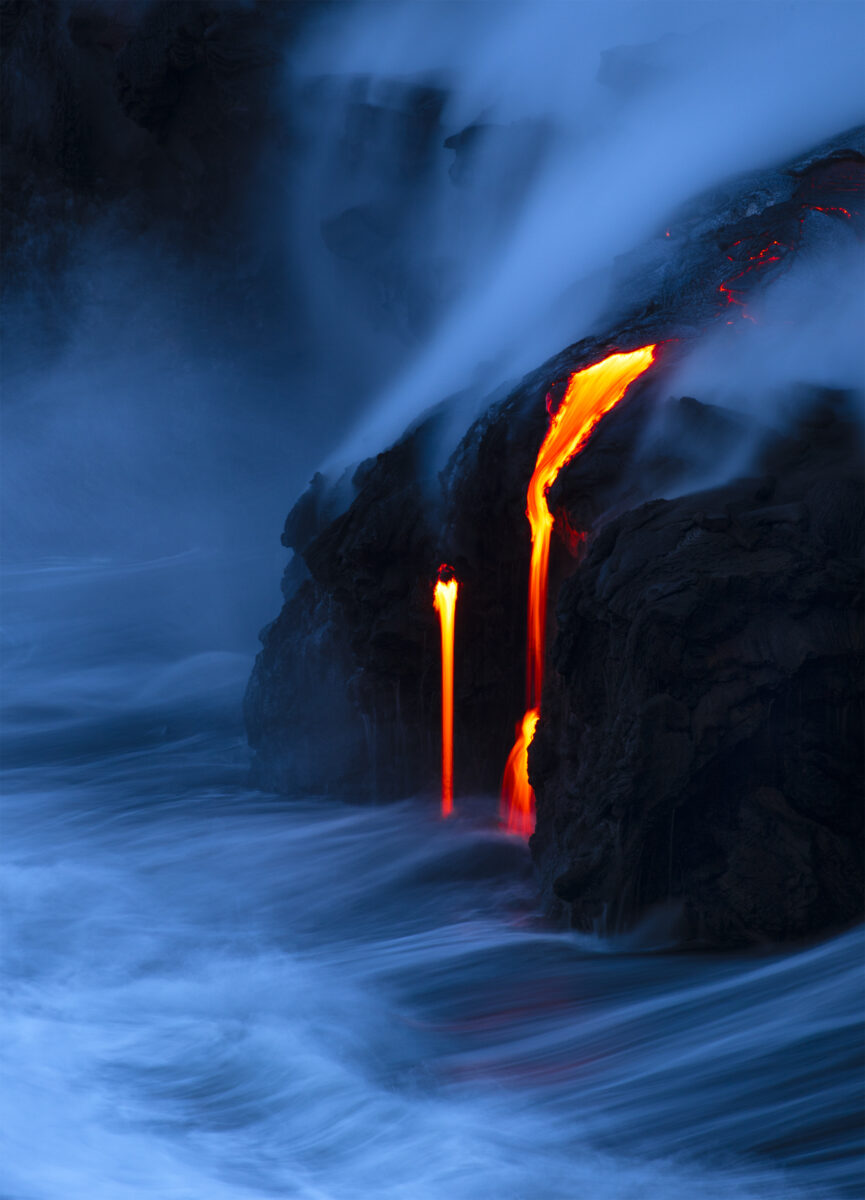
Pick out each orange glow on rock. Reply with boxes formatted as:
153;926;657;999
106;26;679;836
502;345;658;836
433;566;459;818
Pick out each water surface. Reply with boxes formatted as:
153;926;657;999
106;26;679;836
2;556;861;1199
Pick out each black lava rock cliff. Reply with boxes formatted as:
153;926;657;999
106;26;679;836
246;128;864;947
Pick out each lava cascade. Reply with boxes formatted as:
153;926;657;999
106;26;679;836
502;345;658;836
433;566;459;817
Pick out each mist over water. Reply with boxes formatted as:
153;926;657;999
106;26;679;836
2;1;864;1196
3;558;863;1199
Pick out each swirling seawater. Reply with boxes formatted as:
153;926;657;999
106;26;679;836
1;555;862;1199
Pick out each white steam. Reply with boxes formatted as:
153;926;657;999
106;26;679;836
289;0;864;470
668;234;865;424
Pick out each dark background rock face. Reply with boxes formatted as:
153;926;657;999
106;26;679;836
246;414;446;801
1;0;471;375
246;126;864;946
1;0;308;365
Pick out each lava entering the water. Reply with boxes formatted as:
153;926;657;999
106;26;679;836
502;345;658;835
501;708;539;838
433;565;459;818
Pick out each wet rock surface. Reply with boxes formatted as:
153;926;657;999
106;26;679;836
246;127;864;946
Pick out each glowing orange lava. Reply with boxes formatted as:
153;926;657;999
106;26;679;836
502;345;658;835
433;565;459;818
501;708;539;837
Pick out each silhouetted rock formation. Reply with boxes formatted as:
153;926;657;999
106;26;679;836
246;128;864;946
246;415;446;799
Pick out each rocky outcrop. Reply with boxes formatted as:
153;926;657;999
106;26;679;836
246;127;864;946
245;414;446;800
532;398;864;945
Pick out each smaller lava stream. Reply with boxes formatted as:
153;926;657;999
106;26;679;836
502;345;658;836
433;566;459;818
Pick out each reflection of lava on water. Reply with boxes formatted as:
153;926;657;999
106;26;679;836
433;565;459;818
502;346;658;837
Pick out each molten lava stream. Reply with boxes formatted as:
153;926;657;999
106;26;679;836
502;345;658;836
433;566;459;818
501;708;539;838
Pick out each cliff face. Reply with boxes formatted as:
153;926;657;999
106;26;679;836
245;128;864;946
1;0;306;365
245;418;446;800
533;402;864;944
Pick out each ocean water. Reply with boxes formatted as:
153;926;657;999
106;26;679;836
2;555;862;1200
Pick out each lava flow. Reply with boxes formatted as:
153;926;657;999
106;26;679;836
502;345;658;836
433;565;459;818
719;239;786;322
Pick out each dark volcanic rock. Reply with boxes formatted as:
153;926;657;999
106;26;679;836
532;398;864;945
246;125;864;945
246;412;446;800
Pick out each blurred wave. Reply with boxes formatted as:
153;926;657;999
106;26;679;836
1;557;861;1199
